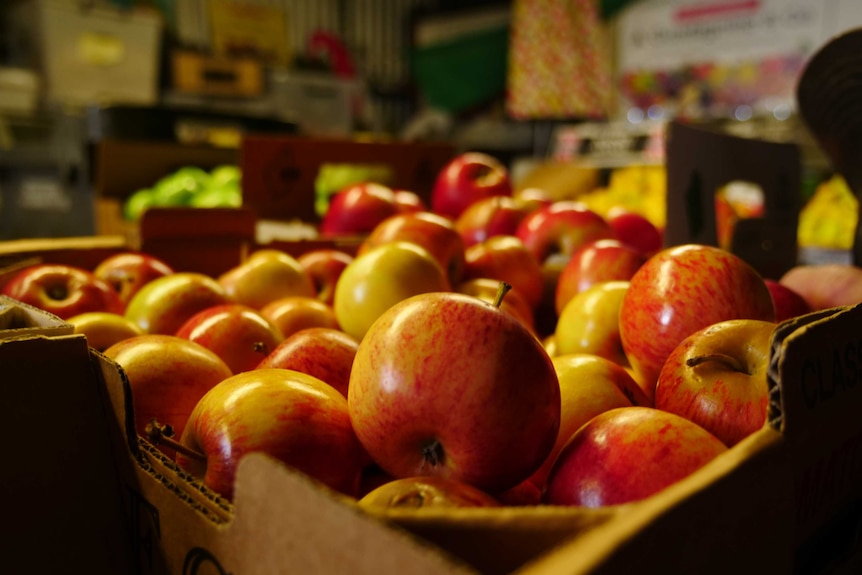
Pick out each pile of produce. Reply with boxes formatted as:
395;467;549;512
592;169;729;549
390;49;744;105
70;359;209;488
123;164;243;221
2;151;821;512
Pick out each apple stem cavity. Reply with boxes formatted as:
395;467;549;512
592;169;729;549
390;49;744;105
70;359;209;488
686;353;750;375
145;419;206;462
421;439;445;469
493;281;513;308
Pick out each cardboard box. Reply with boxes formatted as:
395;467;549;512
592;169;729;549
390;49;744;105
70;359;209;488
3;236;862;573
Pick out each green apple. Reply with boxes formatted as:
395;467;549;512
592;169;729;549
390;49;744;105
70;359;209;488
123;188;156;221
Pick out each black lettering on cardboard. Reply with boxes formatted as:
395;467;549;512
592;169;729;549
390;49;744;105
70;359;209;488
801;358;820;409
183;547;231;575
825;348;846;400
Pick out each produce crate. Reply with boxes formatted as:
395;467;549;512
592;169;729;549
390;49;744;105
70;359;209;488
2;234;862;574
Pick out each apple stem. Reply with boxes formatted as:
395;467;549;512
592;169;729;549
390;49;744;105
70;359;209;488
145;419;206;462
493;281;512;308
421;439;445;468
686;353;750;374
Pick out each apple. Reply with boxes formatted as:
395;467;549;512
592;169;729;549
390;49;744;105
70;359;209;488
514;201;614;268
296;249;354;306
393;189;428;213
103;334;233;448
430;152;512;220
358;476;500;510
454;195;534;247
333;241;450;341
554;281;633;373
348;289;561;492
177;368;365;500
2;264;125;319
529;353;650;489
256;327;359;398
605;206;664;257
619;244;775;396
124;272;232;335
358;211;466;288
462;235;544;310
655;319;776;447
218;249;316;310
779;264;862;311
67;311;145;352
259;296;340;339
175;303;284;374
319;182;401;238
554;239;646;314
456;277;536;335
93;251;176;305
764;279;813;322
545;406;728;507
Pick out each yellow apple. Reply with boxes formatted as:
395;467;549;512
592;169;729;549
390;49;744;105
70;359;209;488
530;353;651;489
554;280;630;367
260;296;340;339
218;249;316;310
456;277;536;336
333;241;450;341
67;311;145;352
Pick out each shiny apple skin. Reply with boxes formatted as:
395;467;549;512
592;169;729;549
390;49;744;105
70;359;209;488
259;296;340;339
431;152;512;220
175;303;284;374
178;368;365;501
358;211;467;288
68;311;145;352
124;272;232;335
515;201;614;266
462;235;545;310
359;476;500;510
297;249;354;306
257;327;359;398
348;291;561;493
545;406;728;507
103;334;233;443
93;252;176;304
764;279;813;322
455;195;532;247
606;207;664;257
3;264;125;319
655;319;776;447
320;182;400;237
554;238;646;314
217;250;315;310
619;244;775;395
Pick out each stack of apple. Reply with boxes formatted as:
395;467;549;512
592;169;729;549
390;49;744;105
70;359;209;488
0;151;819;515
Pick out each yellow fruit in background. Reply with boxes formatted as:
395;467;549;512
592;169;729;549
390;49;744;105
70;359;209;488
798;175;858;250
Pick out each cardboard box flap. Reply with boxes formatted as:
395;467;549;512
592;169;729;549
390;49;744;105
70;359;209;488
0;294;74;339
227;453;477;574
767;303;862;546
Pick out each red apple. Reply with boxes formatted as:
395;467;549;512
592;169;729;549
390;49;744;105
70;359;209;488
554;239;647;314
514;201;614;267
259;296;340;339
297;249;354;306
175;303;284;374
218;249;316;310
358;476;500;510
545;406;728;507
454;195;534;247
124;272;232;335
393;189;428;213
619;244;776;396
530;353;650;489
764;279;813;322
462;235;544;310
430;152;512;220
655;319;776;447
2;263;125;319
103;334;233;448
358;211;466;288
93;251;175;305
348;290;560;493
605;207;664;257
320;182;401;237
257;327;359;398
177;368;365;500
456;277;536;335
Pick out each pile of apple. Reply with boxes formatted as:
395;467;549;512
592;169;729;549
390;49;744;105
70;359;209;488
1;151;818;512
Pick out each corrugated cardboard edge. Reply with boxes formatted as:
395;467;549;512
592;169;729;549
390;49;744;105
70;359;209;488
0;294;74;339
